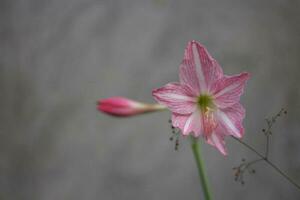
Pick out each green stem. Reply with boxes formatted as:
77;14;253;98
191;138;212;200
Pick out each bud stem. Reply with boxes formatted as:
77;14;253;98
140;104;167;114
145;104;167;111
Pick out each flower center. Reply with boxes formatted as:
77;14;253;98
197;94;214;111
197;94;217;136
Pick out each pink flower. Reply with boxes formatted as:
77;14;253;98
152;41;250;155
98;97;166;117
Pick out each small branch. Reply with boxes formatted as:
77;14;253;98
233;158;264;184
265;134;270;158
231;108;300;189
232;136;300;190
232;136;265;159
265;159;300;190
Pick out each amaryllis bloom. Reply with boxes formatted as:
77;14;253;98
98;97;166;117
152;40;249;155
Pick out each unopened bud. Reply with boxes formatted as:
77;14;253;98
97;97;166;117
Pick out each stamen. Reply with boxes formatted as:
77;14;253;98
202;106;217;136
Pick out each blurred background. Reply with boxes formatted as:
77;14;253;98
0;0;300;199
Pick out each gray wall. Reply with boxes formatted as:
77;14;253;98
0;0;300;199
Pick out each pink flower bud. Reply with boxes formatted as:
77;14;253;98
97;97;166;117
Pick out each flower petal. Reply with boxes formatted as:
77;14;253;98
183;111;202;137
172;113;189;130
172;112;203;137
152;83;196;114
212;72;250;108
181;40;223;92
179;59;201;95
206;132;227;155
216;103;245;138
